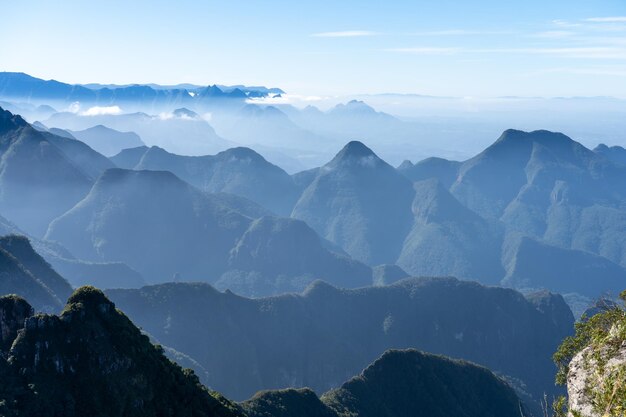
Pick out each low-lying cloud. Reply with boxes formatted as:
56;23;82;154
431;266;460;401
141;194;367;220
81;106;122;116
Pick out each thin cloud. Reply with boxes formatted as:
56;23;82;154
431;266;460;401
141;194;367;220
585;17;626;23
385;47;460;55
311;30;378;38
387;46;626;59
526;66;626;77
531;30;576;38
410;29;513;36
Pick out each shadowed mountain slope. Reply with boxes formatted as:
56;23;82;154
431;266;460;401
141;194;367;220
292;141;414;265
107;277;573;412
46;169;371;295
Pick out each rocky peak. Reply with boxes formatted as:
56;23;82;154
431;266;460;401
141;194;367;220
0;106;27;135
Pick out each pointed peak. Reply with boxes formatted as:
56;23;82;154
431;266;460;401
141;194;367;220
327;141;386;169
397;160;414;170
338;140;376;157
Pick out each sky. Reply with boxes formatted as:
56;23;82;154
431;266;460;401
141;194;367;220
1;0;625;97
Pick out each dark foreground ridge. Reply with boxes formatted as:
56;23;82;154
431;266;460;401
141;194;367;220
0;288;527;417
0;287;243;417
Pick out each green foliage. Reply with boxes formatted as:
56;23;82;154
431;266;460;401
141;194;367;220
0;287;245;417
552;291;626;416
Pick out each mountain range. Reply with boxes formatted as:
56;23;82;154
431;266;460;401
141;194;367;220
107;277;573;414
0;72;279;111
45;168;371;296
2;104;626;302
2;93;624;416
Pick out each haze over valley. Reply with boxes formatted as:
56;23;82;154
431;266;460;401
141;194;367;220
1;1;626;416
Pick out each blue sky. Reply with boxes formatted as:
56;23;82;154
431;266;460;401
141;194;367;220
1;0;625;97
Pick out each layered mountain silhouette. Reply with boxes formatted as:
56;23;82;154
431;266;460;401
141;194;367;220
397;157;461;188
213;104;323;148
0;107;93;235
0;72;274;110
292;141;415;265
46;110;234;156
397;179;504;284
2;102;625;301
39;130;115;179
0;212;144;290
107;277;573;414
113;145;299;215
594;143;626;166
0;235;72;312
68;125;145;156
46;168;371;295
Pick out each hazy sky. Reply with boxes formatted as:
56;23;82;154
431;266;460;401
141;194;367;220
1;0;625;97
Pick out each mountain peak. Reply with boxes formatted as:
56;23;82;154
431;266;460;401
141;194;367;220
0;106;28;134
397;159;414;170
64;286;115;316
330;140;380;165
495;129;574;147
172;107;200;119
216;146;265;162
330;100;377;115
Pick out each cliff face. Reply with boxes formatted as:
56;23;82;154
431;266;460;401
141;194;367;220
554;290;626;417
567;344;626;417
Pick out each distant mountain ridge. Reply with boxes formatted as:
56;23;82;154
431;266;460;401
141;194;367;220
1;103;625;303
0;72;281;108
107;276;573;414
116;144;299;215
0;107;93;235
293;131;626;300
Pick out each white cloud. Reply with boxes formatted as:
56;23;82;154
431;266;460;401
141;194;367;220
410;29;512;36
385;47;459;55
585;17;626;23
67;102;81;113
387;46;626;59
552;19;583;28
80;106;122;116
531;30;576;38
311;30;378;38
